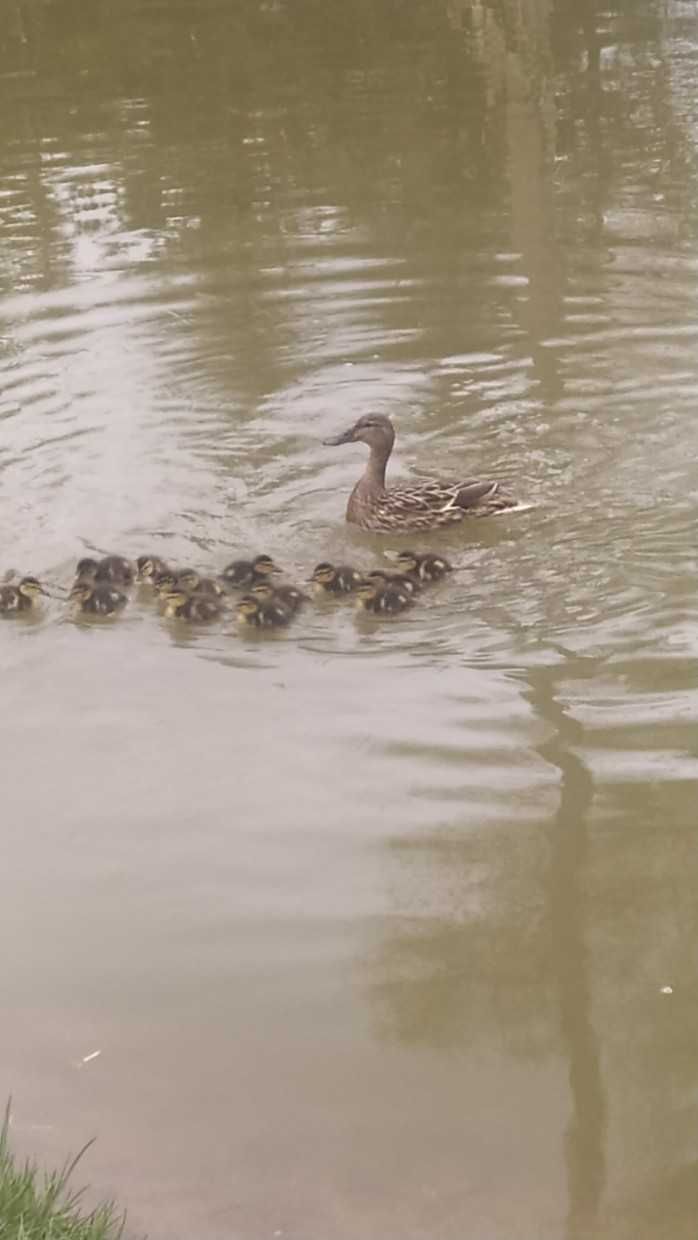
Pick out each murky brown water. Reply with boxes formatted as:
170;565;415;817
2;2;698;1237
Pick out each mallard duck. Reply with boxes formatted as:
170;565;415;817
161;589;222;622
136;555;170;583
237;593;292;628
74;555;135;586
251;582;308;614
355;579;413;615
221;554;280;589
366;569;420;596
309;562;364;594
395;550;453;583
324;415;516;532
70;581;128;615
0;576;47;612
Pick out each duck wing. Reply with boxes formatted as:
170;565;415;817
389;478;500;512
454;480;500;509
354;477;516;532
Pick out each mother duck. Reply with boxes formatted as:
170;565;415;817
324;414;516;533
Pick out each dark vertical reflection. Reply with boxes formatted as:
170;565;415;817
528;662;607;1240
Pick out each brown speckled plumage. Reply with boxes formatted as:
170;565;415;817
324;415;516;533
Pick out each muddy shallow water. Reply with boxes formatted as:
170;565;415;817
2;2;698;1238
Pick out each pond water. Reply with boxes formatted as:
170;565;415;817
2;2;698;1237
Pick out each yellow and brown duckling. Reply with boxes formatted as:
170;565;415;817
0;576;48;613
309;562;364;595
160;589;223;622
221;554;280;589
355;578;413;616
251;581;308;615
156;568;225;597
237;593;293;628
366;568;421;597
395;550;453;583
75;555;135;587
180;571;225;598
69;581;129;615
136;555;170;584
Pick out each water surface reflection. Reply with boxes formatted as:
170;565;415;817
2;1;698;1237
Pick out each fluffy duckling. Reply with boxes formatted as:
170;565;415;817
395;550;453;583
75;557;101;582
251;581;308;615
309;562;364;594
97;554;135;585
154;569;224;598
153;570;180;594
74;555;135;587
0;576;47;613
70;581;128;615
175;569;225;597
355;579;413;616
161;589;222;622
366;569;421;597
136;555;170;584
237;593;292;628
221;554;280;589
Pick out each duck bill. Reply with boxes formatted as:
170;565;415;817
323;427;355;446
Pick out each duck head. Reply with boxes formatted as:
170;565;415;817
324;414;395;453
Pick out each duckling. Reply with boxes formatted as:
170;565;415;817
355;579;413;616
309;562;364;594
136;555;170;584
237;593;292;628
251;581;308;615
221;554;280;589
154;569;224;599
174;569;225;597
74;557;100;583
70;581;128;615
74;555;135;587
154;570;180;594
366;568;421;597
395;550;453;583
0;576;47;613
96;555;135;586
161;589;222;622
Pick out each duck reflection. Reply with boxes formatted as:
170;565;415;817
368;656;607;1239
529;662;606;1240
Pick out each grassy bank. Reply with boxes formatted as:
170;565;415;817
0;1107;127;1240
